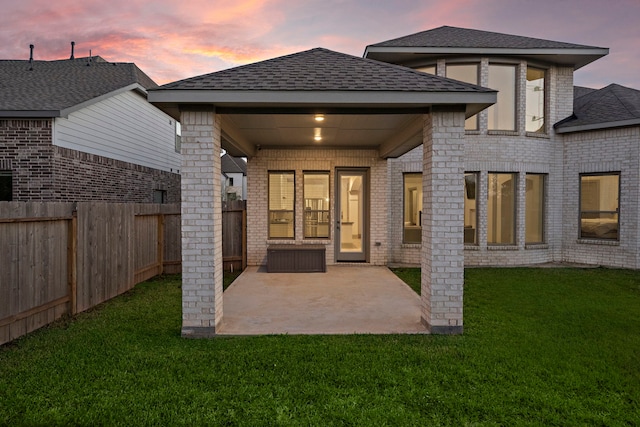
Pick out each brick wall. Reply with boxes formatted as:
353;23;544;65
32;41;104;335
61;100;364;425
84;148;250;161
0;119;180;202
562;127;640;268
390;63;579;267
246;148;388;266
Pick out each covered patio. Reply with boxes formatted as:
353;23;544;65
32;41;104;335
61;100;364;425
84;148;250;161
148;48;495;337
218;266;425;335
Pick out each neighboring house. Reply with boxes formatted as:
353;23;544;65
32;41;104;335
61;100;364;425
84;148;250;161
221;153;247;200
148;25;638;336
0;54;181;202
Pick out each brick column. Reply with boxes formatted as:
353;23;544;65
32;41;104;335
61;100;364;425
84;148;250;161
421;110;465;334
180;109;223;337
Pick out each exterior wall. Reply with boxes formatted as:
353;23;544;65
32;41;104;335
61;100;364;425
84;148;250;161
246;148;388;266
1;117;180;203
421;111;465;333
179;110;223;337
389;61;580;267
54;90;181;174
562;127;640;268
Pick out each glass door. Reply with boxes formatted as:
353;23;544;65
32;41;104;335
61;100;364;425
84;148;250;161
335;169;368;262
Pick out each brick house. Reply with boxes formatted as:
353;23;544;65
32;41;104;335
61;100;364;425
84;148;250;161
148;26;638;336
0;55;181;202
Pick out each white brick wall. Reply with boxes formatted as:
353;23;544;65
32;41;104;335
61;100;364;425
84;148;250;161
391;62;585;268
562;127;640;268
179;110;223;337
246;148;388;266
421;111;465;333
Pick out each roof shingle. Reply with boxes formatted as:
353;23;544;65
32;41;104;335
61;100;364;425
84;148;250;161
555;84;640;131
367;25;603;50
0;57;157;114
157;47;493;93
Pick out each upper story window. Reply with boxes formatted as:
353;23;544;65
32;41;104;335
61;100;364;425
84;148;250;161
446;64;479;131
303;172;330;239
416;65;436;75
268;171;295;239
580;173;619;241
403;173;422;243
487;64;517;131
526;67;546;133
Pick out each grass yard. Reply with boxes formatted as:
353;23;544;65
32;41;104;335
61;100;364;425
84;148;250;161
1;268;639;426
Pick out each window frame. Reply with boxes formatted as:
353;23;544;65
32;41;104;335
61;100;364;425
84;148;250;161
526;66;547;134
402;172;422;244
268;171;296;240
525;173;546;244
487;172;517;245
487;63;517;132
446;63;480;131
303;171;330;239
464;172;479;245
579;172;620;241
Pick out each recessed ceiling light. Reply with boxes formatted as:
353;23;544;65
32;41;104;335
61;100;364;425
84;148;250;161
314;114;325;122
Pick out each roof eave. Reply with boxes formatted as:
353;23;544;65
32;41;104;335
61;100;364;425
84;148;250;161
149;89;496;116
555;118;640;133
364;46;609;69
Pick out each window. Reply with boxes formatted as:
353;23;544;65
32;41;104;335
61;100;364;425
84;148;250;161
580;173;619;240
0;171;11;201
464;173;478;244
488;64;517;131
526;67;546;133
153;189;167;204
268;171;295;239
487;173;516;244
175;121;181;153
526;174;545;243
417;65;436;75
303;172;330;238
446;64;479;130
403;173;422;243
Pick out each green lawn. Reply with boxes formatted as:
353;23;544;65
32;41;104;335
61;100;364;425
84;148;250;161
1;268;639;426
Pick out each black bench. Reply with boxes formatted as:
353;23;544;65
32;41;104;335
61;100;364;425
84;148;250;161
267;245;327;273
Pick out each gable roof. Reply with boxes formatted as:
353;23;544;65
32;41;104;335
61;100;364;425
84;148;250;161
221;154;247;175
0;57;158;118
364;26;608;70
555;84;640;133
159;47;492;93
150;47;496;120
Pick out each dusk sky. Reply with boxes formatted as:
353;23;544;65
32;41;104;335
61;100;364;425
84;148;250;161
1;0;638;89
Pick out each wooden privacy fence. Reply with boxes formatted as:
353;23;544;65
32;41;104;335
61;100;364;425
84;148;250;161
0;202;181;346
222;200;246;272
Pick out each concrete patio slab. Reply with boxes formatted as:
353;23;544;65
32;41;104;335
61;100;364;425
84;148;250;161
217;265;427;335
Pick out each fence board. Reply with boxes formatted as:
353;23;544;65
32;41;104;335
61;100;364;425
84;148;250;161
1;202;181;345
222;200;246;272
0;202;73;344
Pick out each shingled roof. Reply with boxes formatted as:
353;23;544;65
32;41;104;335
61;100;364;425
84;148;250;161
364;26;608;70
221;154;247;174
555;84;640;133
158;47;491;93
0;57;158;117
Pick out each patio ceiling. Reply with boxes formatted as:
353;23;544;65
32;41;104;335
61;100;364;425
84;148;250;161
219;111;426;158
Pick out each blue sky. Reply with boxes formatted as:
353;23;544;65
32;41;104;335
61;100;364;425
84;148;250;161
1;0;638;88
